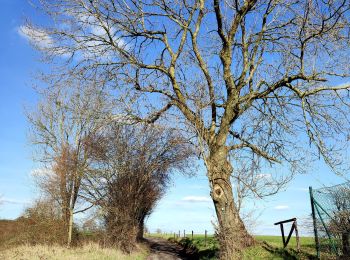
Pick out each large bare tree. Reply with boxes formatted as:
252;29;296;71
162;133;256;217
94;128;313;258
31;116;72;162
23;0;350;257
28;77;113;246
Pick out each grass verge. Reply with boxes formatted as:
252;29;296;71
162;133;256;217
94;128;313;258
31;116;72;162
0;242;148;260
146;234;329;259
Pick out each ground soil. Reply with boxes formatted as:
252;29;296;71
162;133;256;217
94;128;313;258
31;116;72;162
145;237;197;260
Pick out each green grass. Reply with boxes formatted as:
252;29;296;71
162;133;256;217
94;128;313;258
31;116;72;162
146;234;329;259
244;236;319;260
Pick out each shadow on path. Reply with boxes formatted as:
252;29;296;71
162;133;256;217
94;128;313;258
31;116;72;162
144;237;198;260
262;241;318;260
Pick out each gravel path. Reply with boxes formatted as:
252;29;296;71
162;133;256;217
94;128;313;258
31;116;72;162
145;237;196;260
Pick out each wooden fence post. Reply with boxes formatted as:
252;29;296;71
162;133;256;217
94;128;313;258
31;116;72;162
205;230;207;247
184;230;185;238
274;218;300;251
192;230;194;240
295;220;300;252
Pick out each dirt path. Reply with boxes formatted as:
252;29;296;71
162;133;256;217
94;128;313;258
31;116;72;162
145;237;196;260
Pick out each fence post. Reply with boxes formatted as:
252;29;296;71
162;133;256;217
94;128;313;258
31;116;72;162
309;186;320;259
184;230;185;238
205;230;207;247
178;230;180;238
192;230;194;240
294;220;300;252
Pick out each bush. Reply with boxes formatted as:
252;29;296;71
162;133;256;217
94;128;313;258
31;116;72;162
0;199;78;247
105;209;139;253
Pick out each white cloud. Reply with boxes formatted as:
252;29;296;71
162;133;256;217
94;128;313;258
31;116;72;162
18;19;127;62
274;205;289;210
74;13;127;49
18;25;53;49
18;25;71;58
181;196;211;203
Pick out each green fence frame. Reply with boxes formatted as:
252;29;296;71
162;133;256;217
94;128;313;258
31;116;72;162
309;186;339;258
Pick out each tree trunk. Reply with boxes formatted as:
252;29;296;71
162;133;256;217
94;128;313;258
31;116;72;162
67;208;73;247
136;219;145;241
342;232;350;256
207;150;254;259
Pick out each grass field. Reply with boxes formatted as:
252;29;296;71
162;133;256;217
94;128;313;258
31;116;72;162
0;234;331;259
146;233;324;259
245;236;319;260
0;243;148;260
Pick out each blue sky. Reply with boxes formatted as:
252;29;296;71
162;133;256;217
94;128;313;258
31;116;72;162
0;0;349;237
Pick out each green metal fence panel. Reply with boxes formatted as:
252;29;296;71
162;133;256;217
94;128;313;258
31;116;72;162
309;182;350;258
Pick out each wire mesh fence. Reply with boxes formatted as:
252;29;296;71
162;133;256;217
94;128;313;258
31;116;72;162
309;182;350;258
